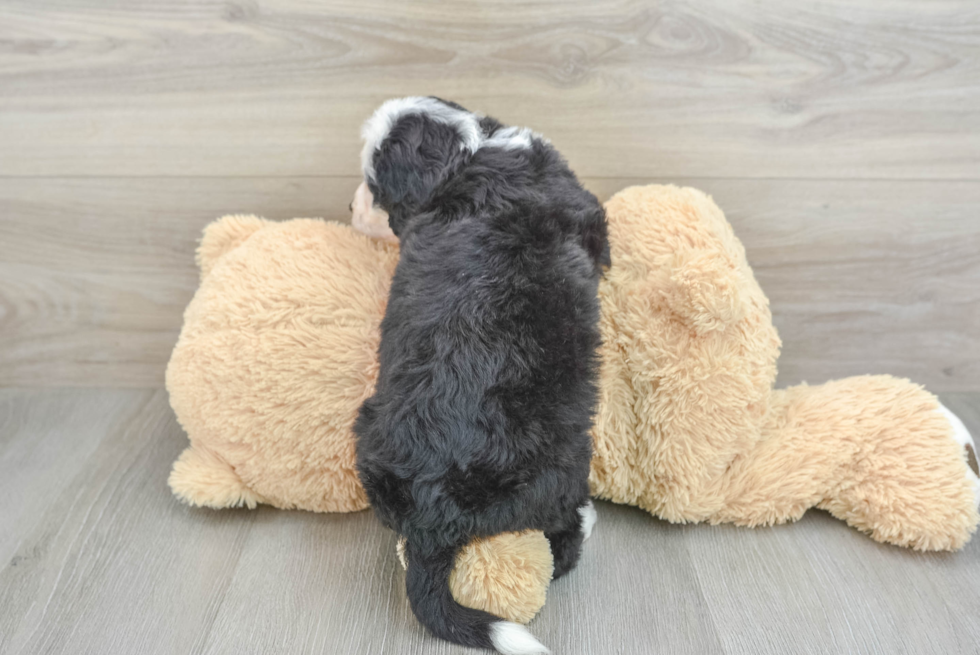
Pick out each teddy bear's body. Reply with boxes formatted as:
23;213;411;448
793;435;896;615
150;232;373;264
167;185;979;623
591;187;979;550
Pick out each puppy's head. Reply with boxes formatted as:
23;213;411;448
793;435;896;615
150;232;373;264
352;97;482;239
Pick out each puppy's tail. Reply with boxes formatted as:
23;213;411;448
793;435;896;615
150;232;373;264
404;537;550;655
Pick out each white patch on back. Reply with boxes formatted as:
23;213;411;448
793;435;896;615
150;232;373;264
489;621;550;655
482;125;535;150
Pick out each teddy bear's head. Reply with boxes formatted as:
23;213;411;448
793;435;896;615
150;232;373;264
167;215;400;512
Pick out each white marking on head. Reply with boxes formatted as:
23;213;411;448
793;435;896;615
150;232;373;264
360;97;550;184
489;621;550;655
360;96;483;182
579;500;597;541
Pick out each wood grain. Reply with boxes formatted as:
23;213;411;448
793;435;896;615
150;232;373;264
2;177;977;389
0;388;153;565
0;0;978;179
0;388;978;654
685;508;980;655
0;2;978;387
0;176;360;387
697;179;980;391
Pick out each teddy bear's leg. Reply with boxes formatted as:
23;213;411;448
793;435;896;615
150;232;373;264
715;376;979;550
816;384;980;550
395;532;554;625
168;444;266;509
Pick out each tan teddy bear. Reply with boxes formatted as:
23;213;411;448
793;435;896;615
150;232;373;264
167;185;979;624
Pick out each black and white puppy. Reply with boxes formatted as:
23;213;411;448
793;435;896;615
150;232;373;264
352;97;608;655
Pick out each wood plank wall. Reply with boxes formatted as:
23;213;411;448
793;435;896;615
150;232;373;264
1;0;978;390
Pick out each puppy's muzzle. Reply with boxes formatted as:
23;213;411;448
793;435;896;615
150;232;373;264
351;181;398;243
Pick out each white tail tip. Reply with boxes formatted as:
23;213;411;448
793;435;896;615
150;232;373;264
490;621;550;655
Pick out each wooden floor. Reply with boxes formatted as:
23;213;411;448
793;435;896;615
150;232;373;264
2;1;980;654
0;388;978;655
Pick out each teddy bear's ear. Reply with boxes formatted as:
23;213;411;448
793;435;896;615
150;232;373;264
196;214;269;280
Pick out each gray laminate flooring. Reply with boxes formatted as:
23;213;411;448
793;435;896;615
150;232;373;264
2;0;979;392
1;388;978;655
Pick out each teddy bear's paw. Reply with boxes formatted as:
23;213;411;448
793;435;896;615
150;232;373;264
168;445;264;509
938;403;980;509
579;500;597;541
397;532;552;625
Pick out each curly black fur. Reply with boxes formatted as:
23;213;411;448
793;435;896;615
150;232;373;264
353;97;609;652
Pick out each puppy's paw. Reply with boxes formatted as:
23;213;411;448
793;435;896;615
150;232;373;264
395;536;408;570
938;403;980;509
578;500;597;541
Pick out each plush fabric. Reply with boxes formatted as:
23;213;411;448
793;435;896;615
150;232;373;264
590;187;978;550
168;215;398;513
396;531;554;626
167;185;979;623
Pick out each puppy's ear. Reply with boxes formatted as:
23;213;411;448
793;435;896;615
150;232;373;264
368;115;471;234
361;97;481;235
